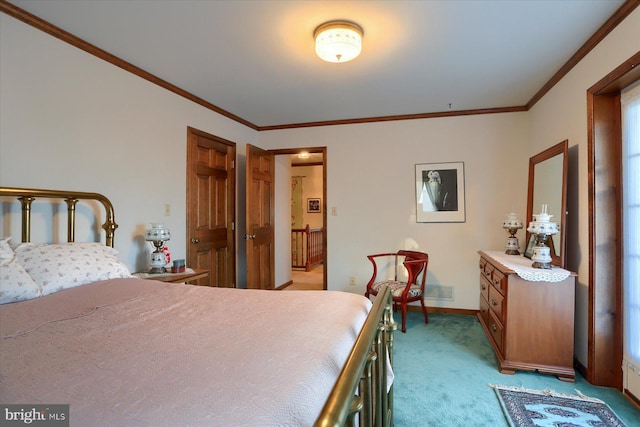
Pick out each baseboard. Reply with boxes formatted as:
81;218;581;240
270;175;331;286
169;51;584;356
407;305;478;317
276;280;293;290
574;358;588;379
624;389;640;409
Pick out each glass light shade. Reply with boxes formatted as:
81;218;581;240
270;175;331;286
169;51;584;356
502;213;523;230
145;223;171;242
314;21;363;63
526;205;559;235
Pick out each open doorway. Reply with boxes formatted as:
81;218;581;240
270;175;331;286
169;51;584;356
271;148;326;291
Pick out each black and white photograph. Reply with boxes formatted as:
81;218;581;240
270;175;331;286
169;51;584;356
415;162;465;223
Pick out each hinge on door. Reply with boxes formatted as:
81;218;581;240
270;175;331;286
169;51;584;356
231;160;235;168
232;221;235;230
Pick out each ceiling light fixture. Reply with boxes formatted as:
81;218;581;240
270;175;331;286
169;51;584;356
314;20;363;63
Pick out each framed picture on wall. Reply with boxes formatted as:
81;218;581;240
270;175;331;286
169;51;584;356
307;198;321;213
415;162;466;223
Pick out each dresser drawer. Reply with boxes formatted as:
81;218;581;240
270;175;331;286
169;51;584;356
480;275;490;301
479;295;491;328
491;268;507;294
480;259;493;281
479;257;487;273
489;285;505;322
488;309;504;353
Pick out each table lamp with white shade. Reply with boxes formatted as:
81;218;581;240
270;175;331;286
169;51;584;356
145;223;170;273
526;205;559;269
502;212;523;255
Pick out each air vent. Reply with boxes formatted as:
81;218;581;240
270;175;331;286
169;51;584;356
424;284;454;301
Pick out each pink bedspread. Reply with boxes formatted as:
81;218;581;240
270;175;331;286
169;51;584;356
0;279;372;426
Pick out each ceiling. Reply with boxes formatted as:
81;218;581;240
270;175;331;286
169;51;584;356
7;0;628;129
291;152;324;166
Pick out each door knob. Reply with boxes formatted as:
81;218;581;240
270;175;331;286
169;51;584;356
191;238;199;244
244;234;256;240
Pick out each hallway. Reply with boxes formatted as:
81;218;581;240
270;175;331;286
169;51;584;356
286;265;323;290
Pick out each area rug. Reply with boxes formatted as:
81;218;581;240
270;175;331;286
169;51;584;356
489;384;628;427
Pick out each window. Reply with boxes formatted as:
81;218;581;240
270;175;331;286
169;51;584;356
622;82;640;368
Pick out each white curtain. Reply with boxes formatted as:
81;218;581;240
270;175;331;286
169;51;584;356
622;82;640;367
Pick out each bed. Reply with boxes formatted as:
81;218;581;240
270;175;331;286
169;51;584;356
0;187;395;427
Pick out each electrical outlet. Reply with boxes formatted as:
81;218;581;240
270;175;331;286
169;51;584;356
164;203;171;216
331;206;337;216
349;276;356;286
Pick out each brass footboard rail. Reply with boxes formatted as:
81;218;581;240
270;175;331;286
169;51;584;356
0;187;118;247
315;285;396;427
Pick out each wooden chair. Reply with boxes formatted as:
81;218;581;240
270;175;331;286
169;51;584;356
364;250;429;333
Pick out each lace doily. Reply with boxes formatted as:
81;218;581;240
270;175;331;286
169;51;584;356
483;251;571;282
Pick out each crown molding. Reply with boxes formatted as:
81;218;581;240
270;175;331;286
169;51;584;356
2;0;637;131
0;0;258;131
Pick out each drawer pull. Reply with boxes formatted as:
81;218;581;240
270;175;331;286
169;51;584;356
481;284;486;291
493;278;499;285
491;324;497;332
491;299;498;306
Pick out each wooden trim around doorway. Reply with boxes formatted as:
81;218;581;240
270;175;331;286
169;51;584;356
271;147;327;291
585;51;640;389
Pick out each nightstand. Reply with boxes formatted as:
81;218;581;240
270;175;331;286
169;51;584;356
134;269;210;285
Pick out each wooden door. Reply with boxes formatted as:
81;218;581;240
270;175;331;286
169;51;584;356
245;144;274;289
186;127;236;287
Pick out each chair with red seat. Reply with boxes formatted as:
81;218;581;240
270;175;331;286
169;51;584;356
364;250;429;333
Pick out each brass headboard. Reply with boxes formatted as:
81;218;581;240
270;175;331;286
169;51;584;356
0;187;118;247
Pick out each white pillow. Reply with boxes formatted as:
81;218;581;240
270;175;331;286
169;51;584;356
15;242;133;296
0;237;42;304
0;237;12;261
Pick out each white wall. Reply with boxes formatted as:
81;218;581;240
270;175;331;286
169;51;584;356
258;113;529;310
0;14;258;275
527;7;640;365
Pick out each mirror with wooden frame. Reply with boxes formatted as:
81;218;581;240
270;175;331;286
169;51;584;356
526;140;568;268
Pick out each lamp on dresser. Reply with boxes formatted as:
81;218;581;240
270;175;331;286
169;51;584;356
526;204;559;269
145;223;170;273
502;213;523;255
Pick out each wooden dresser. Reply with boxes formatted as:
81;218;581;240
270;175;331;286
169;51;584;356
477;251;576;382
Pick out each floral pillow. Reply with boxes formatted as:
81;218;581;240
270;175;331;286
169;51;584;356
0;238;42;304
15;242;133;296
